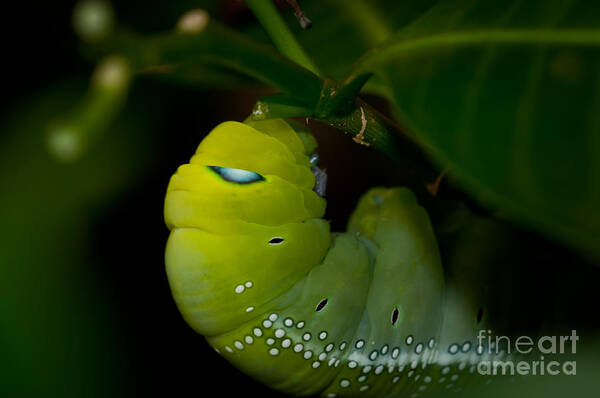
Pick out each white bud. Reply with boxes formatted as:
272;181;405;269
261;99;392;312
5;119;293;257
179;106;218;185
47;127;82;162
72;0;114;42
176;9;210;33
92;56;130;91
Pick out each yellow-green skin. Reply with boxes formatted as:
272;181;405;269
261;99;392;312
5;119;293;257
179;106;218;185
164;119;503;397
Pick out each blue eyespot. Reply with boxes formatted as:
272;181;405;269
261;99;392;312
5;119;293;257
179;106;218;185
208;166;265;184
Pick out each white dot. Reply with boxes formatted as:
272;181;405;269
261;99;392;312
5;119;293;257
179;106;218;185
340;379;350;388
303;333;311;341
462;342;471;352
406;335;414;345
392;376;400;383
325;343;334;352
362;366;372;373
326;394;336;398
408;370;414;378
448;344;459;354
328;358;336;367
245;306;254;313
263;320;273;328
411;360;418;369
234;341;244;350
369;351;378;360
428;338;435;348
294;343;304;352
296;321;305;329
340;342;347;350
269;348;279;356
303;351;313;359
312;361;321;368
225;346;233;353
419;385;427;391
375;365;384;375
381;345;389;354
284;318;294;327
245;281;253;288
319;353;327;361
335;360;340;367
360;385;369;392
275;329;286;338
441;366;450;375
319;331;328;340
235;285;245;294
458;362;467;371
281;339;292;348
388;365;395;373
245;336;254;344
439;377;446;383
392;347;400;358
424;376;432;383
355;340;365;349
451;374;459;381
266;338;275;345
358;375;367;383
253;328;263;337
348;361;358;369
269;313;278;322
415;343;423;354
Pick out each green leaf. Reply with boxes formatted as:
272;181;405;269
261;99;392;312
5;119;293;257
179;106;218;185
347;0;600;259
92;23;323;106
142;63;264;89
240;0;437;95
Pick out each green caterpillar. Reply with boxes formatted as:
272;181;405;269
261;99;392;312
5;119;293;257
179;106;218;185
164;119;506;397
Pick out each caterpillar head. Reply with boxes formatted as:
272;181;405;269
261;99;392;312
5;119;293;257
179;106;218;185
164;119;331;335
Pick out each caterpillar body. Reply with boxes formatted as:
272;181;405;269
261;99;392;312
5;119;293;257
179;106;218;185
164;119;507;397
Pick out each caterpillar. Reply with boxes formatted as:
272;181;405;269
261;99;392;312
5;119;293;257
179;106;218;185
164;119;509;397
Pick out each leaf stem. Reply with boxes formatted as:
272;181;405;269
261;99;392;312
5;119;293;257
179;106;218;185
46;56;132;161
246;0;321;76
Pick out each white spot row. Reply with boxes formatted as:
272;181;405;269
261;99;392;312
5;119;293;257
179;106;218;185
234;281;253;294
221;316;455;394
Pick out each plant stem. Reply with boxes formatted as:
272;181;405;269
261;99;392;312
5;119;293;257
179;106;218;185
246;0;321;76
316;99;436;175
